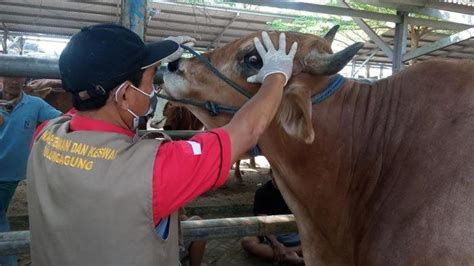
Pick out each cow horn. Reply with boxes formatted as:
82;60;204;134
323;25;340;45
303;42;364;75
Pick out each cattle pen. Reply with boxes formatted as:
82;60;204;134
0;0;473;265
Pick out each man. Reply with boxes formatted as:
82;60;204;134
0;77;61;266
241;171;304;265
27;23;297;265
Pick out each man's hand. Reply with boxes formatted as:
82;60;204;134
272;242;287;262
162;35;196;63
247;32;297;85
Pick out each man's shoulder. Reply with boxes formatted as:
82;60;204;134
23;93;46;102
23;94;47;105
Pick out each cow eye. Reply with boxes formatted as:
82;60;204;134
244;54;263;69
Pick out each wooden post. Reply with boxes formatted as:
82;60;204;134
19;36;25;55
392;11;408;73
121;0;147;40
2;23;8;54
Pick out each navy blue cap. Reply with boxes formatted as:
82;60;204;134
59;23;179;100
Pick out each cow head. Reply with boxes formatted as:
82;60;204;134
163;26;362;143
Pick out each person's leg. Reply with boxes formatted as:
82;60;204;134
184;216;206;266
0;181;20;266
278;233;304;265
188;239;206;266
240;236;275;261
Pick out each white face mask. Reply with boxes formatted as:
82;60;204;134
115;82;157;130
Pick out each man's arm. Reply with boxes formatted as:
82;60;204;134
223;75;285;163
223;32;297;163
37;99;62;122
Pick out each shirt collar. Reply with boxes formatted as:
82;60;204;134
19;92;29;104
5;92;27;112
69;114;135;138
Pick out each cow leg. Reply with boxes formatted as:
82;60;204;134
249;157;256;169
234;160;244;184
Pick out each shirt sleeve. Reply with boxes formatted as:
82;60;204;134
37;99;62;122
152;128;232;224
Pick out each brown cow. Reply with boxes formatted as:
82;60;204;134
24;79;72;113
162;29;474;265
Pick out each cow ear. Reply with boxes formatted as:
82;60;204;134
278;84;314;144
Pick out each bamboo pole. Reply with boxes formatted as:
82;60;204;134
0;215;297;256
182;215;297;241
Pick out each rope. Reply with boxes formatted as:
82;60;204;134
311;74;345;105
156;93;239;116
180;45;253;99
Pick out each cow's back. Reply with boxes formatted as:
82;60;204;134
358;59;474;265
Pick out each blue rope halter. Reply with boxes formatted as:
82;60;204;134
311;74;345;104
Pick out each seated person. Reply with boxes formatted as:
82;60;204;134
154;208;206;266
240;171;304;265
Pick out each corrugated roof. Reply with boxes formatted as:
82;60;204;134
0;1;293;50
0;1;472;67
146;2;295;49
0;0;121;36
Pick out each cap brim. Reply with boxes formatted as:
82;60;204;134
141;40;180;69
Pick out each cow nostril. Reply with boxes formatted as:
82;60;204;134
167;59;180;72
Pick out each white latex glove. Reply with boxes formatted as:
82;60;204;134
247;32;298;85
162;35;196;63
